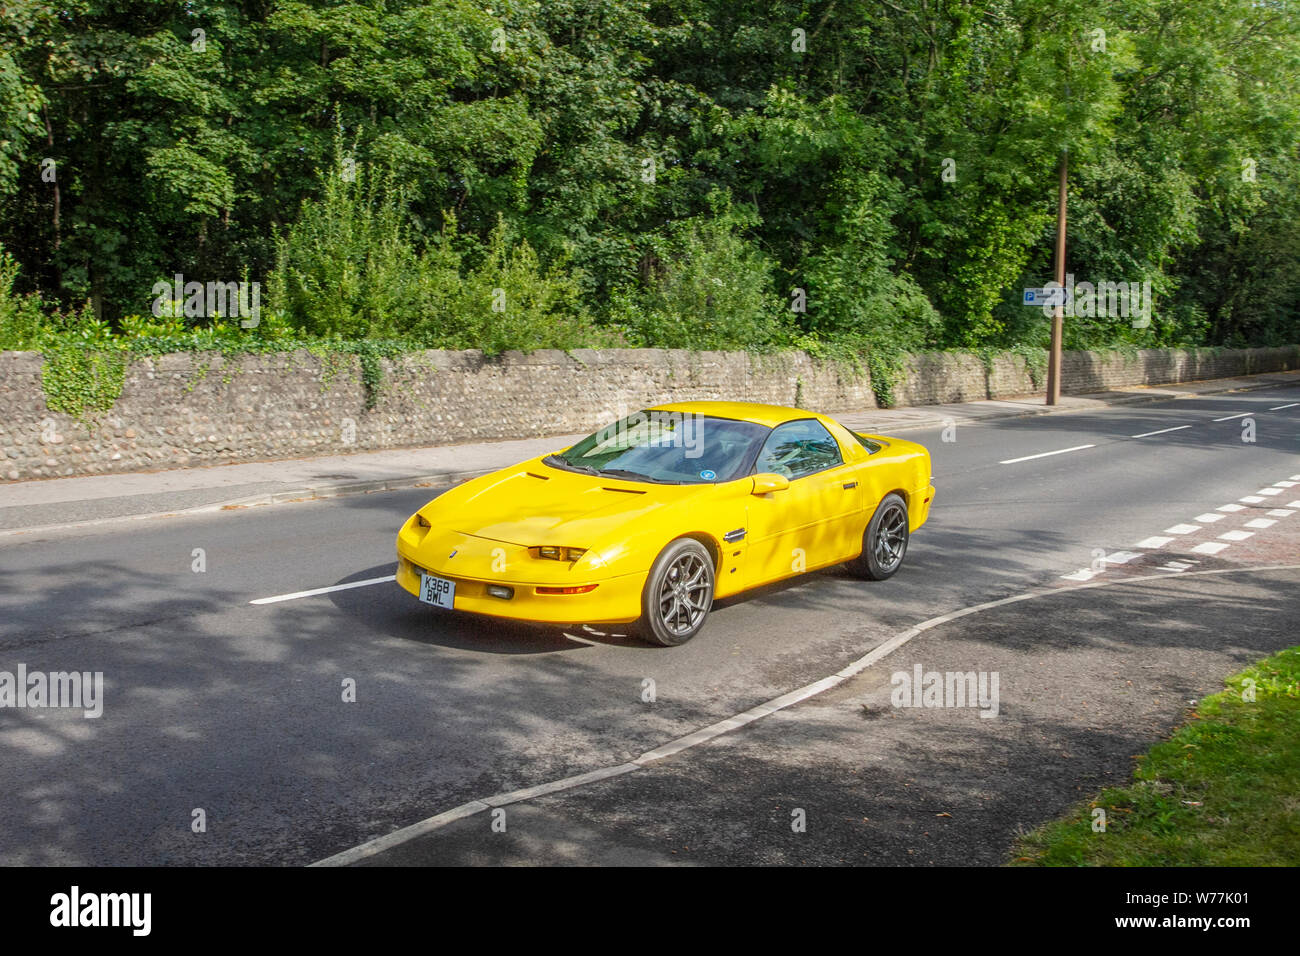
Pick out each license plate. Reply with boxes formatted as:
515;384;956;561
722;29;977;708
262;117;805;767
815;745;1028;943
419;572;455;609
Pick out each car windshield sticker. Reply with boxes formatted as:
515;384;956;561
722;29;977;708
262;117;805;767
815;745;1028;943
700;469;717;480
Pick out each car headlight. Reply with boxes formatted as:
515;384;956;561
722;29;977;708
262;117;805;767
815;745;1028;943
531;546;587;561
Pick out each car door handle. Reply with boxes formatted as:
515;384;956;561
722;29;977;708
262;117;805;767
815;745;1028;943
842;481;858;490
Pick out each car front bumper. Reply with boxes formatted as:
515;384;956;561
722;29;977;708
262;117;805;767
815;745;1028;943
395;542;645;626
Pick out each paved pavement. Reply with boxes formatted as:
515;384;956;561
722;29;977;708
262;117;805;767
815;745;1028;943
2;370;1296;535
1;372;1296;865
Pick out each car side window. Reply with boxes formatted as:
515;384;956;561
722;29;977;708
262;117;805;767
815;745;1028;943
754;419;843;479
854;432;883;455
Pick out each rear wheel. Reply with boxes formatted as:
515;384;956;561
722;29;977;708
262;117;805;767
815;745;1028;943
845;493;909;580
636;538;715;646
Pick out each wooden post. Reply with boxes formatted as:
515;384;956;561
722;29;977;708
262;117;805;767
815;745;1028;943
1046;149;1068;405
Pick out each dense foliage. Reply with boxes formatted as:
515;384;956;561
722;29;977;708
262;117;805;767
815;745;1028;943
2;0;1297;357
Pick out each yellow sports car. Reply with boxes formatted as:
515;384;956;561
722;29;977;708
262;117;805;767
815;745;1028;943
396;401;934;645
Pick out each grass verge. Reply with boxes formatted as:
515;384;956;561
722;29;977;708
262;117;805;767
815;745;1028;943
1011;645;1300;866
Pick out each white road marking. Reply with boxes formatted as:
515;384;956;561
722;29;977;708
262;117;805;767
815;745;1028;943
999;444;1095;464
1131;425;1192;438
1269;403;1299;410
1256;487;1284;496
250;575;396;605
1267;509;1295;518
1194;513;1224;523
1156;561;1193;572
1240;496;1265;504
1213;413;1251;422
1244;518;1276;529
1274;481;1298;488
1135;536;1175;549
1217;503;1246;512
1060;569;1101;581
1191;541;1230;555
1164;524;1201;535
1103;551;1143;565
309;563;1300;867
1218;530;1254;542
1289;501;1300;509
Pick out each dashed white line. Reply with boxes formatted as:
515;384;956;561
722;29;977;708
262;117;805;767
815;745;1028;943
1256;487;1284;496
1000;444;1095;465
1213;413;1252;422
1218;503;1246;512
1275;481;1298;489
1164;524;1202;535
1270;403;1299;411
1289;501;1300;509
1135;536;1175;549
1132;425;1192;438
1244;518;1277;529
1194;513;1224;523
250;575;396;605
1267;509;1295;518
1240;496;1266;504
1191;541;1230;555
1218;530;1254;542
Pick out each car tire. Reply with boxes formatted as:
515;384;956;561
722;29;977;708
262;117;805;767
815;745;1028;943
636;538;716;646
845;493;909;581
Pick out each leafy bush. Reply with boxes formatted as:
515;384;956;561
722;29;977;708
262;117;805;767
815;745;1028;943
610;198;790;351
803;171;942;355
0;247;49;349
269;155;428;340
424;215;604;354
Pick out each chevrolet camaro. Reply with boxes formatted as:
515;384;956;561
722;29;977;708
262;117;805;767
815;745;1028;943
396;401;934;645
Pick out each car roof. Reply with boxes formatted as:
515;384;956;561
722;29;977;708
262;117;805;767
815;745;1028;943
646;401;823;428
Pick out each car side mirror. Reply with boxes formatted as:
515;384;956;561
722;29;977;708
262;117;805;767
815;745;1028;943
751;473;790;495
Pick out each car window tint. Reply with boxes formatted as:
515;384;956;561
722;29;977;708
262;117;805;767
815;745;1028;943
754;419;843;479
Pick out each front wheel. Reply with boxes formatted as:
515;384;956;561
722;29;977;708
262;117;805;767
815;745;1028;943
635;538;715;646
845;493;909;581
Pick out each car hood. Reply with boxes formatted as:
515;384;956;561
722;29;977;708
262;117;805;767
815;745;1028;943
443;462;689;546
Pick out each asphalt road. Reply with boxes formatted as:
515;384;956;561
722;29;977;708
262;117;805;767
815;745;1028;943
0;383;1297;865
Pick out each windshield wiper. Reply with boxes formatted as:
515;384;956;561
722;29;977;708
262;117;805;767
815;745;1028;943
543;455;600;476
598;468;672;484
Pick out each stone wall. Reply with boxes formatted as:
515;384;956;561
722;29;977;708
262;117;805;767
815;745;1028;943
894;346;1300;406
1;345;1296;481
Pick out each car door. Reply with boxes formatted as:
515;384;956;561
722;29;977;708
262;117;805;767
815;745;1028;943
745;419;863;585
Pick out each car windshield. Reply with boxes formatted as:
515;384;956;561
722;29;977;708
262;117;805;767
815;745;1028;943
547;411;771;484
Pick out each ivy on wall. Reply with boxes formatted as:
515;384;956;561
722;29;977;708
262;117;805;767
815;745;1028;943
40;345;127;424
